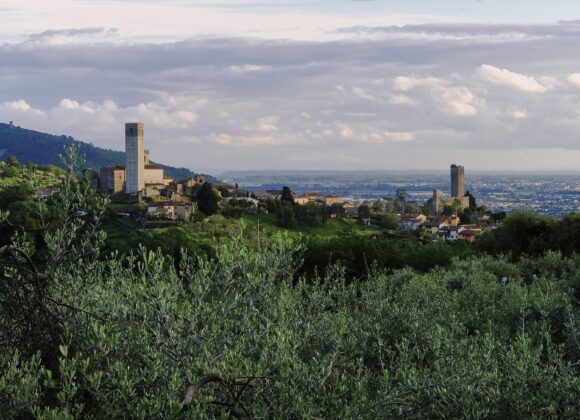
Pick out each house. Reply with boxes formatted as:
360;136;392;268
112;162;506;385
459;229;481;243
438;226;466;241
180;176;206;195
419;221;441;235
99;166;125;194
147;201;193;221
148;203;175;219
174;202;193;221
325;195;345;206
143;164;164;185
305;192;324;202
294;195;309;205
400;214;428;231
142;185;163;198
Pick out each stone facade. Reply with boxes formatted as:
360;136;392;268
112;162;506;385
125;122;145;193
429;190;470;214
144;164;164;185
99;166;125;194
450;164;465;198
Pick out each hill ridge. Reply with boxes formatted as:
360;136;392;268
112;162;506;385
0;122;206;182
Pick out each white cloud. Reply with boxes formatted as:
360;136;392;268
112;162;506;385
352;86;376;101
567;73;580;88
256;116;279;132
4;99;35;113
213;133;279;146
510;110;528;119
388;94;417;106
434;86;478;116
477;64;549;93
229;64;271;73
393;76;443;91
384;131;414;142
340;126;354;138
392;76;479;116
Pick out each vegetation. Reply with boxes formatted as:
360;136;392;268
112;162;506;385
1;150;580;417
195;182;220;216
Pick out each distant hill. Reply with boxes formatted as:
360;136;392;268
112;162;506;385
0;123;209;182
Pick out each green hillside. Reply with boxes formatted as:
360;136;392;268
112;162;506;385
0;122;205;181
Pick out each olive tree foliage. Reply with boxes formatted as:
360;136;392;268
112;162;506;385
1;149;580;417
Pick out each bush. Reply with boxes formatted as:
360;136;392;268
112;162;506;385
1;151;580;417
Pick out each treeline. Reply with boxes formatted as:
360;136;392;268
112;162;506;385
302;236;474;279
476;211;580;258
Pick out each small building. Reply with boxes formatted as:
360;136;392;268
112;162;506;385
400;214;428;231
428;189;470;215
174;202;193;221
438;226;466;241
325;195;345;206
148;203;175;219
459;229;481;243
146;201;193;221
99;166;125;194
144;164;164;185
294;195;309;205
419;221;441;235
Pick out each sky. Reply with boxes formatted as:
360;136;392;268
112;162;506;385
2;1;580;172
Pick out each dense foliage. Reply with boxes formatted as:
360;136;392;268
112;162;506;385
476;211;580;258
196;183;220;216
1;149;580;417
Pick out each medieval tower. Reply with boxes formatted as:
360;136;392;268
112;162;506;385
450;164;465;198
125;122;144;193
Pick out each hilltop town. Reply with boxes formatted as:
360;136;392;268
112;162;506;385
70;122;497;242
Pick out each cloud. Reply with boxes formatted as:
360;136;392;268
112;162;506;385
352;86;376;101
213;133;279;146
340;126;354;138
477;64;550;93
388;94;417;105
510;109;528;119
567;73;580;88
434;86;478;116
3;26;580;170
256;116;279;132
393;76;479;116
336;21;580;42
229;64;271;73
4;99;36;113
393;76;443;92
384;131;414;142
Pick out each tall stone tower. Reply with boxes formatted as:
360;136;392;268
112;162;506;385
125;122;145;193
450;164;465;198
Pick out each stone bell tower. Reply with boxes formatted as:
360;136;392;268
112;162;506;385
125;122;144;193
